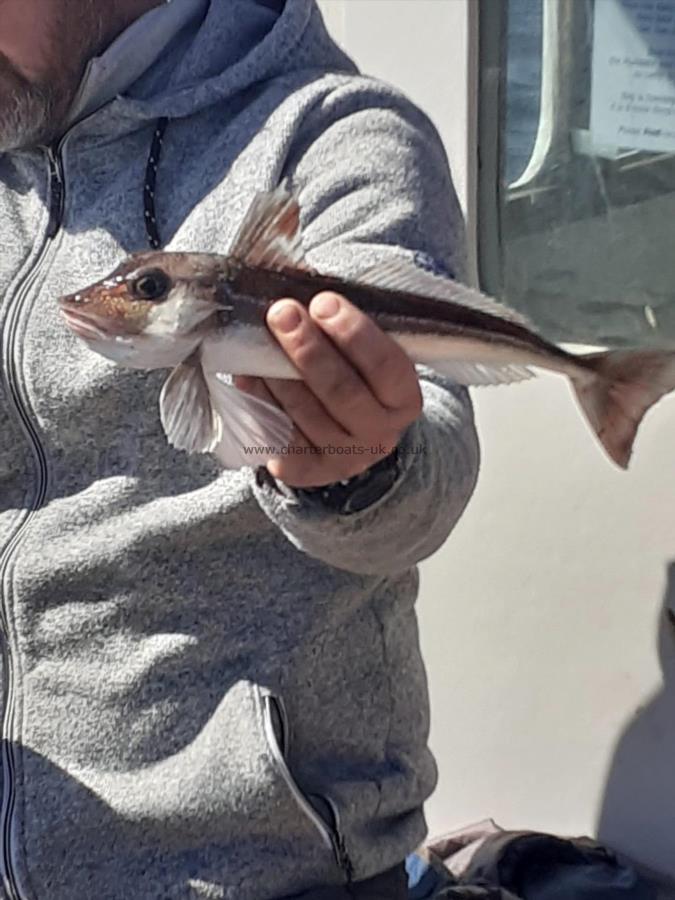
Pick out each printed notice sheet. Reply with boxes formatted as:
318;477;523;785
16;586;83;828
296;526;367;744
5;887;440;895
591;0;675;152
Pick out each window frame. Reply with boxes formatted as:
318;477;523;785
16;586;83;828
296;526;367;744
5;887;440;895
477;0;675;327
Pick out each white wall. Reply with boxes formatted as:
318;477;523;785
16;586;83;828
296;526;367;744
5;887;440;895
317;0;675;881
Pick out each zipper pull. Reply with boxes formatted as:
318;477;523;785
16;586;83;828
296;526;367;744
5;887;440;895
46;145;64;239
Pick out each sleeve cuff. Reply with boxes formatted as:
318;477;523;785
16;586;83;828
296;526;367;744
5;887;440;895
259;444;403;515
253;420;426;520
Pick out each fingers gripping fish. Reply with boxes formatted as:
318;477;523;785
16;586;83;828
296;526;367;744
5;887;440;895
59;183;675;470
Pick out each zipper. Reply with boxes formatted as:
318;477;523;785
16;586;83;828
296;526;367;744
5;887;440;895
0;138;67;900
261;692;355;881
319;794;355;882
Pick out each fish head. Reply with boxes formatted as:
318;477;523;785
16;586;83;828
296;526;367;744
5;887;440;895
59;252;232;369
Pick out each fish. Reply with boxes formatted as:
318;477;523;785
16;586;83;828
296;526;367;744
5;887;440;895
58;182;675;470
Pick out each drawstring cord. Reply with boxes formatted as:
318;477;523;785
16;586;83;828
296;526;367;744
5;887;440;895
143;116;168;249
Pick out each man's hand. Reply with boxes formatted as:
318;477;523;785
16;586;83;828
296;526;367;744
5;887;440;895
234;291;423;488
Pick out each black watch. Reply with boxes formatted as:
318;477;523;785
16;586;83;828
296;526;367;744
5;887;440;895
256;446;401;515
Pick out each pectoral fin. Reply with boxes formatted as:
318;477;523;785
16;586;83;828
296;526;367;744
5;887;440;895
160;356;294;467
205;372;294;468
160;356;220;453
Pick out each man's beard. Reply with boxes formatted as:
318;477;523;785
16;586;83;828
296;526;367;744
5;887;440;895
0;54;68;152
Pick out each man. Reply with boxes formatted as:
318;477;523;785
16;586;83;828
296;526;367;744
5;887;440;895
0;0;479;897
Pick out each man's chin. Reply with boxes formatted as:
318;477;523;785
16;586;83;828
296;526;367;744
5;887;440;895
0;105;64;152
0;63;66;151
0;124;50;152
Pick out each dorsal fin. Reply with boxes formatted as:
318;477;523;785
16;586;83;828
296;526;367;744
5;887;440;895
229;182;313;273
358;258;534;328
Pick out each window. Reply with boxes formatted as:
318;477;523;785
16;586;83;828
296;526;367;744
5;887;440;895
479;0;675;348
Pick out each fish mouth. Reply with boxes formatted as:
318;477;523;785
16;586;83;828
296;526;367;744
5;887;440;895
59;307;118;342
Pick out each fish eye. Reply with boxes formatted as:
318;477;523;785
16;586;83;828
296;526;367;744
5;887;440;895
130;269;171;301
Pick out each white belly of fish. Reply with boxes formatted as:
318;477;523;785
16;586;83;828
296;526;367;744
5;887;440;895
201;325;556;387
199;324;300;379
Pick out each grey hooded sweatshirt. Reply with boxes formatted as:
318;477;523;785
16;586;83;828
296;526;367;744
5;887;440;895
0;1;479;898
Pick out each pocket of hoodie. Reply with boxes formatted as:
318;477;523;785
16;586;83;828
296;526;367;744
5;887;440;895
258;687;354;881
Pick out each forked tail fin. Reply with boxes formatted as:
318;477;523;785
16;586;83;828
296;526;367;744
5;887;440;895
572;350;675;469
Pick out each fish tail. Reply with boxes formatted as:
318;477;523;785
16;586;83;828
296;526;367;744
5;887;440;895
572;349;675;469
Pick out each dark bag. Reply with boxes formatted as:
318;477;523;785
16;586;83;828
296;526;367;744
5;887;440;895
407;831;658;900
464;832;657;900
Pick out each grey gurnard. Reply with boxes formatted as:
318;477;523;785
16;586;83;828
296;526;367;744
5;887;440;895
59;183;675;469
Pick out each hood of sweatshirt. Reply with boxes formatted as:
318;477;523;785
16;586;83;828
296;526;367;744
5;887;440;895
64;0;210;126
56;0;357;250
87;0;356;124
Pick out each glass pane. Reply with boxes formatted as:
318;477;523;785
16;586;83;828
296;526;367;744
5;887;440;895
505;0;543;184
482;0;675;348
